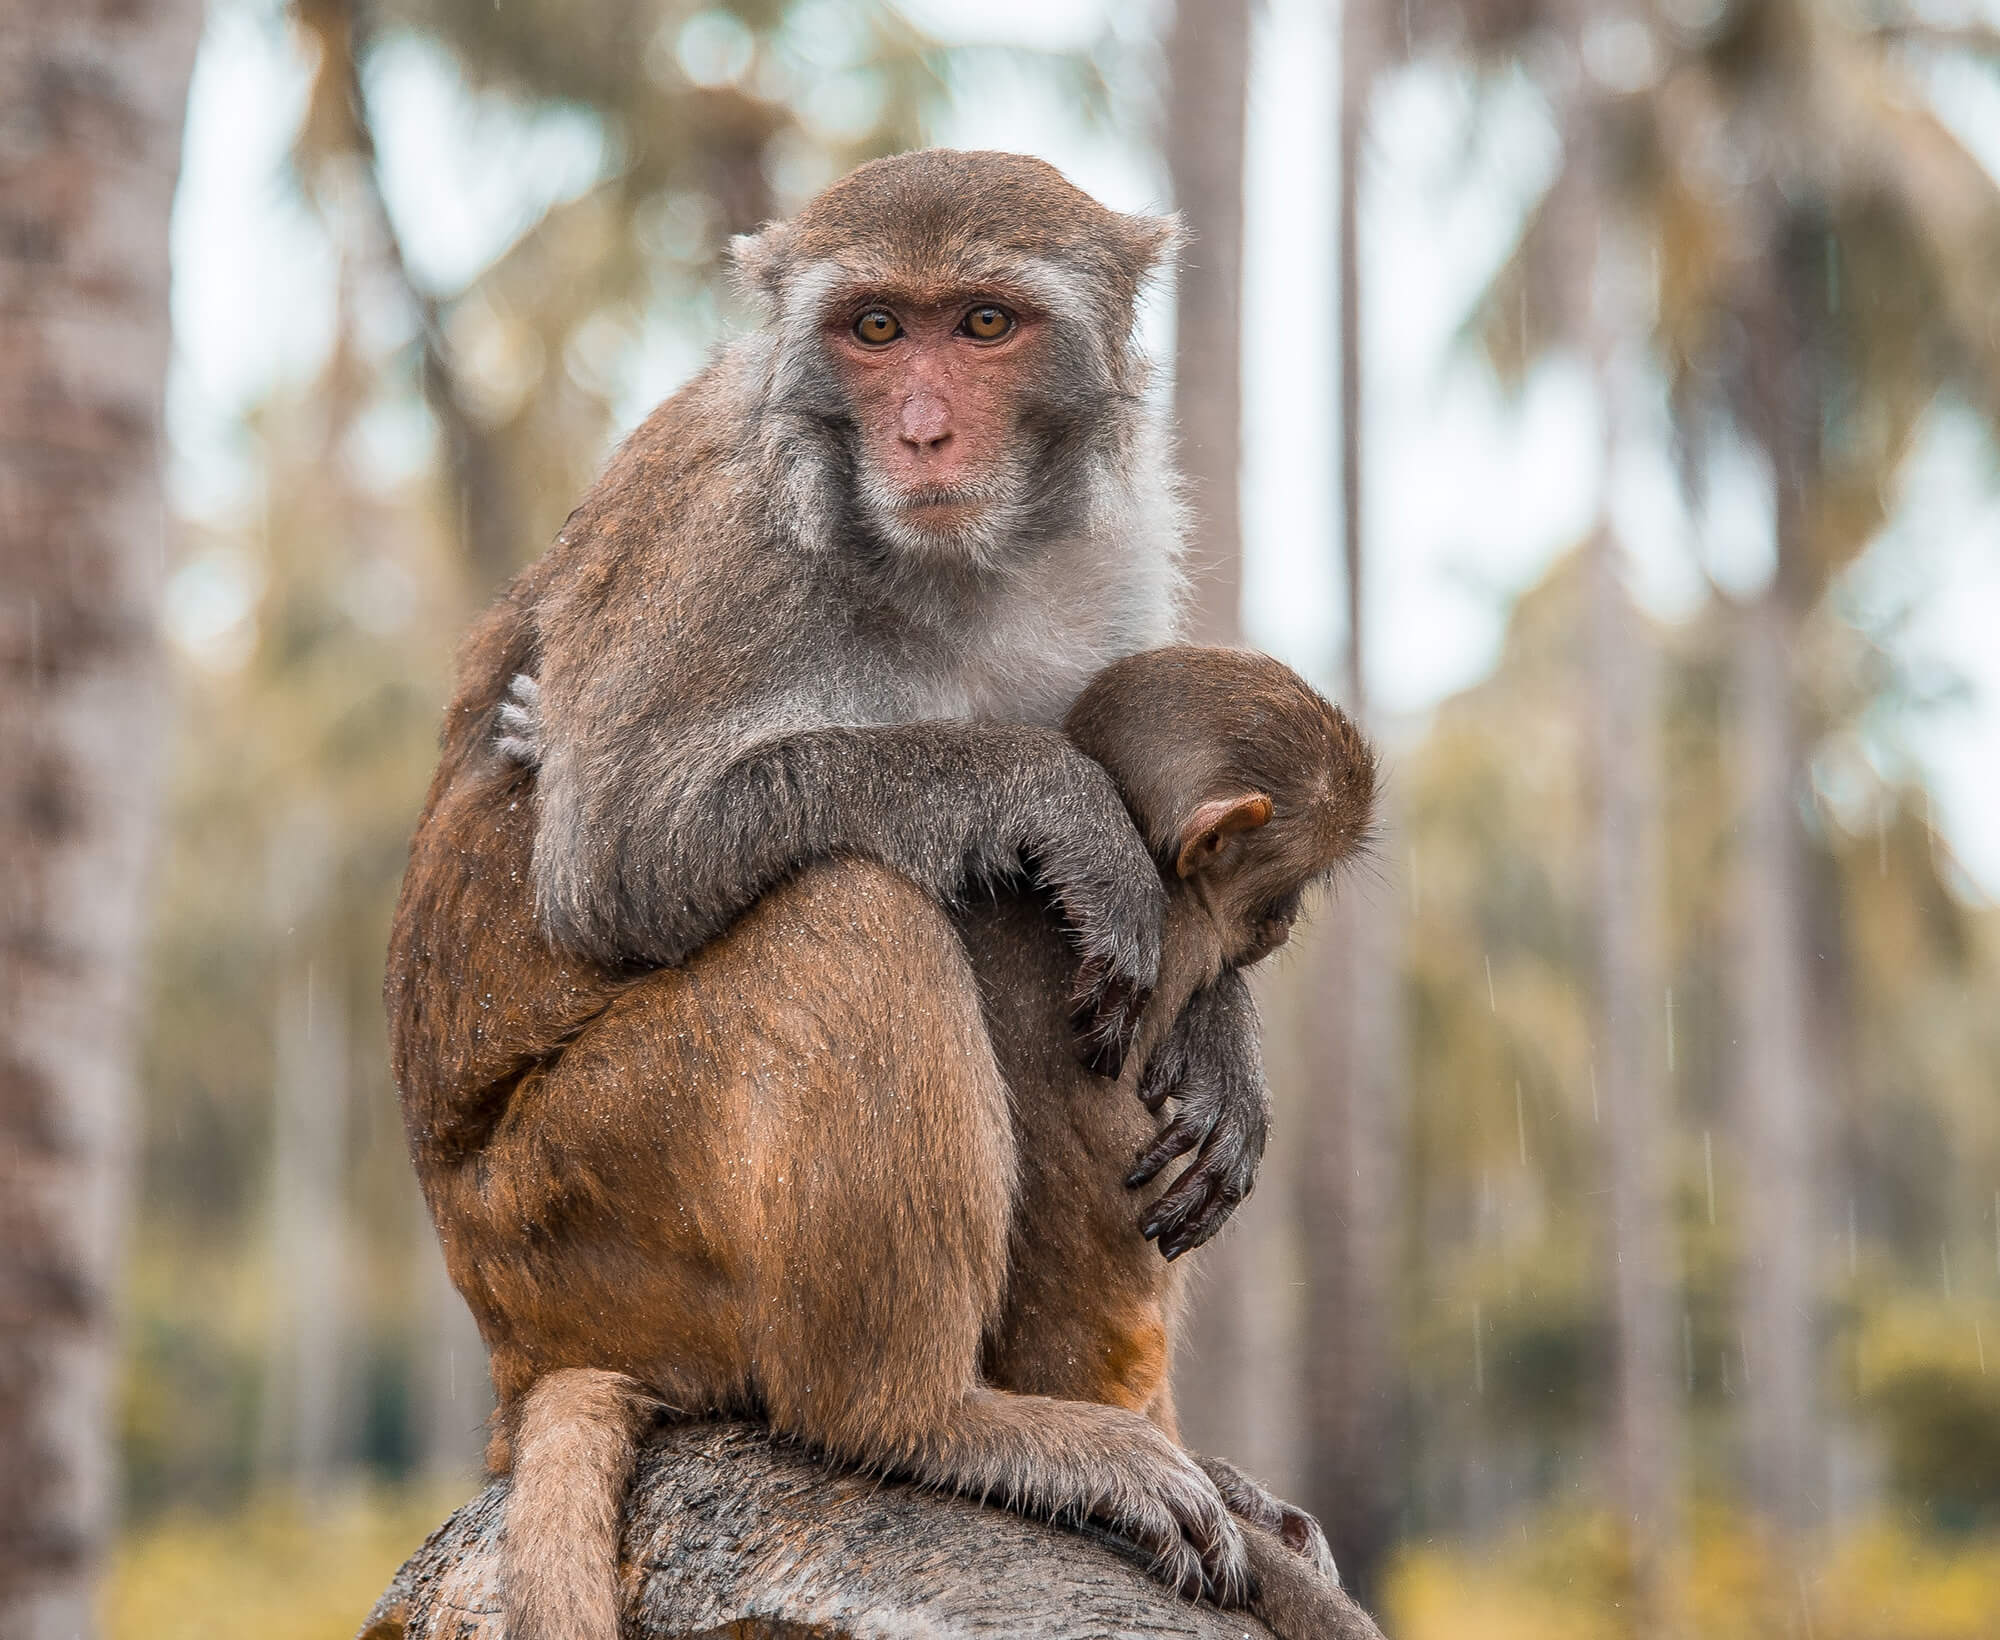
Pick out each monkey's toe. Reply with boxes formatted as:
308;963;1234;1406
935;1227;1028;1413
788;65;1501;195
1195;1457;1340;1592
1279;1506;1341;1587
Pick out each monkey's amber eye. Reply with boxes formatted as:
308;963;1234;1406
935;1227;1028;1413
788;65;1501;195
852;310;902;346
960;305;1014;341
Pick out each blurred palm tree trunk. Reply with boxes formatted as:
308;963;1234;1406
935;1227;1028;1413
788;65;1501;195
1552;23;1684;1618
294;0;521;597
1734;589;1818;1533
1163;0;1291;1482
1165;0;1250;649
1296;0;1403;1608
0;0;203;1629
260;947;352;1497
1589;508;1681;1623
1733;216;1822;1534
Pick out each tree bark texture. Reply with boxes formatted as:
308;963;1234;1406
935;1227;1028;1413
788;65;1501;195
359;1423;1390;1640
0;0;202;1632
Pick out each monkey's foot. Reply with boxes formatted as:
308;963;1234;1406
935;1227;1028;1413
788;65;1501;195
1196;1455;1341;1590
1097;1435;1252;1605
908;1389;1249;1608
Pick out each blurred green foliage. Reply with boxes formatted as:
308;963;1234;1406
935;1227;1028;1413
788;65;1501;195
1379;550;2000;1537
1390;1509;2000;1640
107;1485;466;1640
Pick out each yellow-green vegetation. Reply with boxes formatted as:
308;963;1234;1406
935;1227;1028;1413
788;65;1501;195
106;1486;460;1640
1389;1511;2000;1640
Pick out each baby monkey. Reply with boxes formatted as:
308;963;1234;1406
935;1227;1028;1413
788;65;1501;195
976;647;1377;1602
392;646;1377;1639
978;642;1372;1371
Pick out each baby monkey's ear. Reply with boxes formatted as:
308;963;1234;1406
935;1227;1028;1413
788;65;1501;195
1175;794;1273;879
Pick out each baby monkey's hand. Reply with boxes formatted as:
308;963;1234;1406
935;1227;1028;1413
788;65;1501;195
1126;971;1268;1260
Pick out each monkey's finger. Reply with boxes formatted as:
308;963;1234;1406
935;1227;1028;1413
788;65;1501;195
1160;1194;1240;1262
1126;1110;1209;1188
1142;1147;1232;1245
1135;1049;1182;1113
1152;1148;1254;1259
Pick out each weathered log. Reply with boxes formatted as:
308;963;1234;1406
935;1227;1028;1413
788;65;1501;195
360;1422;1385;1639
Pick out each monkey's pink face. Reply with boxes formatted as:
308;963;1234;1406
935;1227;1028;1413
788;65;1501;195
825;291;1043;548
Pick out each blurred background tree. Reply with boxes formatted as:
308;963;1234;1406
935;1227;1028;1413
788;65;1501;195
28;0;1999;1637
0;0;204;1630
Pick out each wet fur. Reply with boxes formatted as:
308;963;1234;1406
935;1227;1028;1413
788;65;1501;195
389;633;1375;1640
384;153;1378;1639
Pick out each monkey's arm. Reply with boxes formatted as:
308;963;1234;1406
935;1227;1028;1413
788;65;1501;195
1125;971;1269;1259
535;721;1168;1071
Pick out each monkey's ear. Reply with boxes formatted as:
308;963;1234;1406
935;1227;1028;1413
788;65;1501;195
1121;211;1186;276
728;221;794;308
1175;793;1273;879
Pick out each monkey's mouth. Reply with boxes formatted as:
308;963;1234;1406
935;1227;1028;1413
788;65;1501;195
893;486;994;526
859;469;1023;562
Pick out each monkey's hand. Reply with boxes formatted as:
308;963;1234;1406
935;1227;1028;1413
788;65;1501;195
1068;951;1155;1083
1125;971;1268;1260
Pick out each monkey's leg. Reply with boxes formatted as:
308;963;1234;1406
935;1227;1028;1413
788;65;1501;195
965;889;1184;1421
955;894;1346;1618
740;863;1247;1603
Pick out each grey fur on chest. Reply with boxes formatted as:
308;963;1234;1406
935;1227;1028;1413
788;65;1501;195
842;526;1183;729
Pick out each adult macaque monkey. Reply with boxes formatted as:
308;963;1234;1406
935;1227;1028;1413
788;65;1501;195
389;150;1305;1630
392;646;1381;1640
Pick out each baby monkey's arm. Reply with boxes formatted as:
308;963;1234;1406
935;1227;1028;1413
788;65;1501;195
1127;972;1268;1259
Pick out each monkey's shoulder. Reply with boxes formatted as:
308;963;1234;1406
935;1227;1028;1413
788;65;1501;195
569;390;757;557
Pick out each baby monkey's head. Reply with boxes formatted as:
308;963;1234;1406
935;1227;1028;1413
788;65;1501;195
1066;647;1377;969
